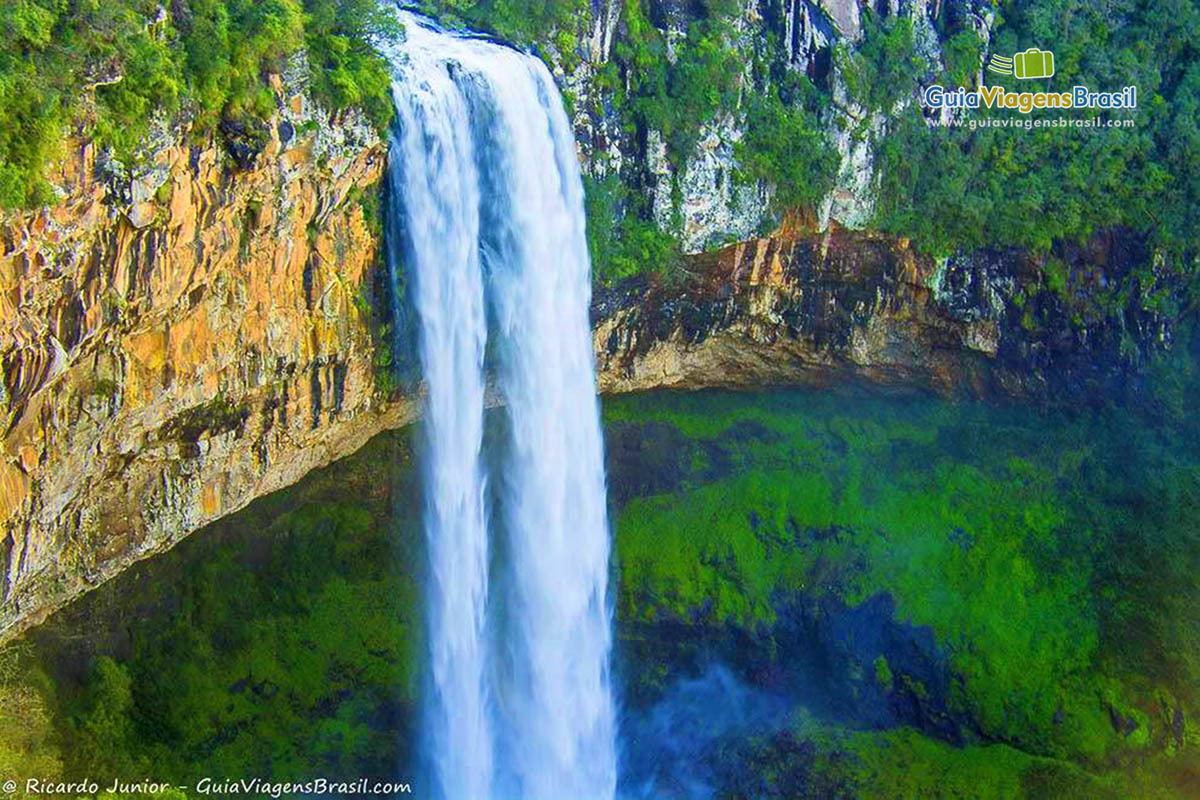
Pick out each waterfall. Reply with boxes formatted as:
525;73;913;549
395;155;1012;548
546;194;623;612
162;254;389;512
385;14;617;800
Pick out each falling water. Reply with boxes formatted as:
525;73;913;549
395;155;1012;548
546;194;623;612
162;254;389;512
385;14;616;800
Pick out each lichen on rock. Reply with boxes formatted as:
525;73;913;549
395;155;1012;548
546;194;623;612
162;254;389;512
0;73;411;642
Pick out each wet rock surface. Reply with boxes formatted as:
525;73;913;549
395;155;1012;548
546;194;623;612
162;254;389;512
0;81;411;642
593;228;1177;404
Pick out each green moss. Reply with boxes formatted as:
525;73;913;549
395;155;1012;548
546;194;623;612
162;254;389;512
811;717;1196;799
874;655;894;691
352;180;383;237
154;177;173;206
23;430;424;786
6;382;1198;793
84;377;121;401
606;388;1200;770
618;468;834;626
829;726;1121;800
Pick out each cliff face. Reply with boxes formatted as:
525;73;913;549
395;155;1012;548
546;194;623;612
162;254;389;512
0;82;418;641
593;228;1173;402
0;5;1182;642
557;0;995;252
2;179;1170;643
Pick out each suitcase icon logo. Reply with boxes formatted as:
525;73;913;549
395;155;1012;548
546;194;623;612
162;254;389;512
987;48;1055;79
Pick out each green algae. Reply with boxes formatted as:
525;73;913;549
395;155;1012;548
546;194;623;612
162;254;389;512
606;388;1200;787
824;726;1119;800
774;718;1193;799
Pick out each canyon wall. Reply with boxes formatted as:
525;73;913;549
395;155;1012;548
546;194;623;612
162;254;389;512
556;0;995;251
0;77;418;642
0;1;1182;642
2;174;1170;644
594;228;1171;402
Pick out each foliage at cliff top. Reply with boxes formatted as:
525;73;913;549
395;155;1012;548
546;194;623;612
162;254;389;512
416;0;590;55
868;0;1200;264
423;0;1200;293
0;0;398;210
596;0;838;276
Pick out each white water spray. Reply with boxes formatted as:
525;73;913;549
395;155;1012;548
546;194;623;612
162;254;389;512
385;15;617;800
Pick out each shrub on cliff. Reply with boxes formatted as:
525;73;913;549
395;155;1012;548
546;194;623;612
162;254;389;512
736;81;839;215
873;0;1200;268
423;0;842;277
584;173;680;283
0;0;397;210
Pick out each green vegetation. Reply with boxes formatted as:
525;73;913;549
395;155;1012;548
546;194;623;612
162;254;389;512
304;0;400;130
604;386;1200;791
423;0;840;280
0;647;63;798
418;0;589;59
583;173;680;283
7;431;423;789
1;382;1197;795
0;0;399;209
424;0;1200;298
824;725;1122;799
720;711;1185;798
604;0;838;264
873;655;893;691
736;77;839;215
874;0;1200;266
940;29;985;89
90;506;416;780
840;12;923;114
616;0;745;165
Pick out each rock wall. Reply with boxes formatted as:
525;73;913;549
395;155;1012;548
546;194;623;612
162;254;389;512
593;228;1172;401
0;80;418;642
558;0;996;252
0;169;1174;644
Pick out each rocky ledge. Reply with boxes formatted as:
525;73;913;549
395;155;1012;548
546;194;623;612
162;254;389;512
594;228;1177;404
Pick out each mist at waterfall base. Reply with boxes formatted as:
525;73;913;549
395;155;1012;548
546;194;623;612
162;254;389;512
385;14;616;800
619;665;792;799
